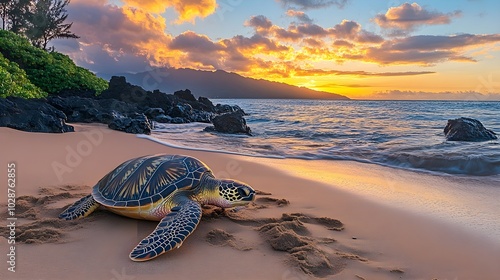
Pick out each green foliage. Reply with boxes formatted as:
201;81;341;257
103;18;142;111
0;53;46;98
0;30;108;95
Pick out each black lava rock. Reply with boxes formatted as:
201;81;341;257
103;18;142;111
108;113;152;135
205;111;251;135
144;107;166;119
215;104;246;115
170;104;193;119
1;76;250;135
174;89;197;102
47;96;135;124
190;111;214;123
444;117;497;142
198;97;215;112
0;97;74;133
99;76;176;113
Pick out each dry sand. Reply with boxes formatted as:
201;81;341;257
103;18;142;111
1;124;500;280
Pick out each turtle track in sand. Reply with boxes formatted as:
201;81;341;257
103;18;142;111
201;191;373;278
0;185;109;244
0;186;375;278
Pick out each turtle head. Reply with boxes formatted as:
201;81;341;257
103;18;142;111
216;179;255;207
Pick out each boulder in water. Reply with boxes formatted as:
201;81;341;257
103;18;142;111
444;117;497;142
205;111;251;135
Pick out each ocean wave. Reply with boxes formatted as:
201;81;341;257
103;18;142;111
147;100;500;177
383;153;500;176
144;132;500;176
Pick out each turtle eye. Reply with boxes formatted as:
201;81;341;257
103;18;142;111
243;188;250;196
237;187;248;198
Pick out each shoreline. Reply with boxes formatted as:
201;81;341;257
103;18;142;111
1;124;500;279
145;128;500;243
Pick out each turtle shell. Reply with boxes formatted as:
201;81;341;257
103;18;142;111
92;155;212;207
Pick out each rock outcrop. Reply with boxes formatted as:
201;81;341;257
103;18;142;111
444;117;497;142
0;97;73;133
1;76;251;135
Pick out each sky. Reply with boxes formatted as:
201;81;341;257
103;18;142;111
53;0;500;100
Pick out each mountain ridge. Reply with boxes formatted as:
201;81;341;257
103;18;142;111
99;68;349;100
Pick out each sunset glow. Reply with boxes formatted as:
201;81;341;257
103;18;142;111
55;0;500;100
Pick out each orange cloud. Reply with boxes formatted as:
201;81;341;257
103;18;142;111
122;0;217;23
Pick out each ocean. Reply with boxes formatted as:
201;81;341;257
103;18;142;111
142;99;500;241
150;99;500;177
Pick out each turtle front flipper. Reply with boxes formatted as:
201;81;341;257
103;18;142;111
129;198;202;262
59;194;100;220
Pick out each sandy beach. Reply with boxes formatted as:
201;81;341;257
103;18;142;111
1;124;500;280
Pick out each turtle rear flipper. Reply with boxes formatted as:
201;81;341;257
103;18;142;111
59;194;100;220
129;198;202;261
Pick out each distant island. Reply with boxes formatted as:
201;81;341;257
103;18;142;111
99;68;349;100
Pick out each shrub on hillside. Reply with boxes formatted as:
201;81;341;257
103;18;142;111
0;53;46;98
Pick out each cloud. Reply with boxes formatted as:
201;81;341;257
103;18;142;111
303;38;323;47
169;31;225;68
316;83;373;89
57;0;500;86
294;23;329;36
292;68;435;77
361;34;500;65
330;20;360;39
371;90;500;101
365;48;464;65
389;34;500;51
57;0;179;73
286;10;313;23
245;15;273;33
277;0;349;9
246;16;381;45
223;34;289;52
374;3;461;35
333;39;354;47
356;30;384;43
122;0;217;23
170;31;223;53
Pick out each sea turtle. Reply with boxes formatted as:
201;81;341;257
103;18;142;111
59;154;255;261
